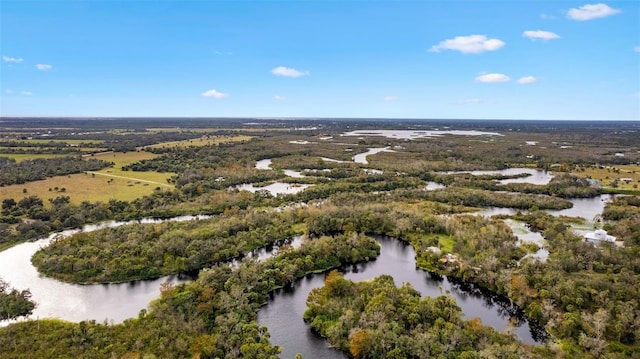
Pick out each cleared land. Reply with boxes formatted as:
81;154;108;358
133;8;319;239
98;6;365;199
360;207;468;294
0;172;169;205
573;165;640;190
91;151;175;184
0;151;174;205
146;135;252;149
0;153;69;162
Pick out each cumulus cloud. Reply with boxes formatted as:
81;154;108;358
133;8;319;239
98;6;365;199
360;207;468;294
36;64;53;71
539;13;558;20
274;95;286;101
20;91;33;95
523;30;560;41
429;35;505;54
2;56;23;63
567;3;620;21
383;96;398;101
271;66;309;78
475;73;510;83
517;76;537;84
456;98;483;104
201;89;228;99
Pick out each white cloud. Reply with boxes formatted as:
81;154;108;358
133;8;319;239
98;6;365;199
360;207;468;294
271;66;309;78
634;46;640;53
517;76;537;84
36;64;53;71
429;35;505;54
5;89;14;94
274;95;286;101
20;91;33;96
2;56;23;63
383;96;398;101
567;3;620;21
201;89;228;99
523;30;560;41
475;73;510;83
539;13;558;20
456;98;483;104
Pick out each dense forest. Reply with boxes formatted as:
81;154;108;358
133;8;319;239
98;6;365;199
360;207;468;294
32;209;303;283
1;118;639;358
1;233;380;358
304;271;542;358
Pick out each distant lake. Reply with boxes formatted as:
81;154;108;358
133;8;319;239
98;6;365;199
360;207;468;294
342;129;503;139
442;168;554;185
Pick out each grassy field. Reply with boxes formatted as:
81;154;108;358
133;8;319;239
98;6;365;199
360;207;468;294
0;172;170;205
0;151;175;205
0;153;69;162
146;135;252;149
91;151;175;184
573;165;640;190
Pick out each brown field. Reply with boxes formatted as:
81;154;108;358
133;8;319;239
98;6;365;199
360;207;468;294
146;135;252;149
0;172;170;205
0;151;175;205
90;151;176;184
573;165;640;190
0;153;69;162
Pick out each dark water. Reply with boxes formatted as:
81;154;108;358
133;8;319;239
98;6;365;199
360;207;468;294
258;236;545;359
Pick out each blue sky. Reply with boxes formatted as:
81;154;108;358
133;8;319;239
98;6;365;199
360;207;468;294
1;1;638;120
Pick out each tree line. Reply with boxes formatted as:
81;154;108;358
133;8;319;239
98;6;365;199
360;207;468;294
0;157;110;186
1;232;380;358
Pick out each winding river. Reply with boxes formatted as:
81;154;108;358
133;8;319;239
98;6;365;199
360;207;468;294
258;236;545;359
0;216;208;325
0;154;615;356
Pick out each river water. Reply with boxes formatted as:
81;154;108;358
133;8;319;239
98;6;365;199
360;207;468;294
258;236;545;359
0;153;614;355
0;216;208;325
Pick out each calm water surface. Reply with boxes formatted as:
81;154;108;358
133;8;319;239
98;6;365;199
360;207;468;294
258;236;544;359
342;129;503;139
352;147;394;164
0;216;208;326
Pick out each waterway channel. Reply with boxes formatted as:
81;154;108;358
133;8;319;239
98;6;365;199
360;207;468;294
258;236;546;359
0;154;615;356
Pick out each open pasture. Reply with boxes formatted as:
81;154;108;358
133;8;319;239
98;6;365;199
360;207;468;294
90;151;175;184
0;172;168;205
146;135;253;149
0;153;69;162
573;164;640;190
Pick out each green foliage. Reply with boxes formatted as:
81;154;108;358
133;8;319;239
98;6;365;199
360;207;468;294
0;156;110;186
32;209;304;283
304;272;537;358
0;278;35;320
1;232;379;358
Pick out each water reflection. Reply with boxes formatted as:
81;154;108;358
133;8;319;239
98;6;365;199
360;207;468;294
442;168;554;185
352;147;394;164
258;236;545;359
236;182;312;195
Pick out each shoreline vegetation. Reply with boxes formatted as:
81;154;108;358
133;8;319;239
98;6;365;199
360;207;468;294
1;118;639;358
